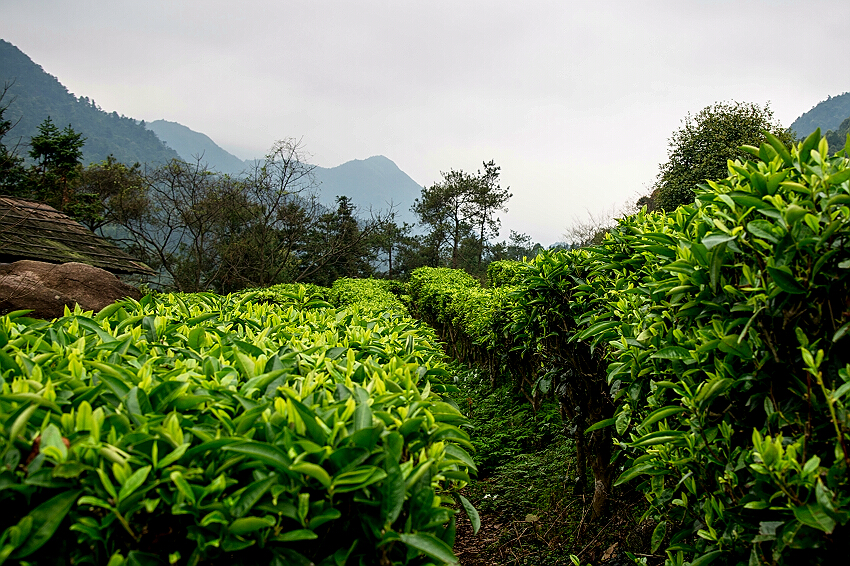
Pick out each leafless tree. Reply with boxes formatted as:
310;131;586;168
115;157;239;292
562;198;639;249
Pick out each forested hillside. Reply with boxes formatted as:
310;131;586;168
0;39;179;166
790;91;850;138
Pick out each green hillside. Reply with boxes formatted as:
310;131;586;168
790;91;850;137
0;39;179;166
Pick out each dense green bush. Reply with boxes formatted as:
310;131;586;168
242;283;332;307
600;131;850;565
0;289;477;565
406;131;850;564
329;278;410;315
406;263;619;523
406;268;523;388
506;249;618;518
486;261;525;288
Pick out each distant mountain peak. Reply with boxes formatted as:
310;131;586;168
143;120;422;222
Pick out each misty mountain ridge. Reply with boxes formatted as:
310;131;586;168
146;119;422;224
0;37;423;223
145;119;248;174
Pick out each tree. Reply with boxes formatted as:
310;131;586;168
412;161;511;272
413;169;475;269
491;230;542;261
27;116;86;209
468;160;511;266
115;157;240;292
213;139;393;290
0;82;25;194
299;196;377;286
371;215;415;279
215;138;323;289
651;101;794;212
825;116;850;153
69;156;146;233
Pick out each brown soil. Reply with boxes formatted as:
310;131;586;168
452;486;658;566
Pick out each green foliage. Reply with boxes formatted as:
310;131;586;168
507;249;617;518
0;289;475;565
407;268;520;376
447;365;647;566
599;131;850;564
235;283;332;309
824;117;850;154
329;278;409;316
486;260;524;287
73;156;147;233
534;130;850;564
301;197;377;287
448;367;561;479
406;262;621;524
10;117;86;211
405;131;850;562
488;230;544;263
653;101;794;212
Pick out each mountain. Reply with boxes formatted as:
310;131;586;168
790;92;850;138
314;156;423;224
147;119;423;224
825;117;850;152
0;39;179;166
1;39;424;222
145;120;250;175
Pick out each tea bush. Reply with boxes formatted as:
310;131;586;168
329;278;410;315
0;289;477;565
486;261;525;288
602;131;850;565
406;131;850;563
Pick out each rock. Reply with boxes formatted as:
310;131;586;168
0;260;142;319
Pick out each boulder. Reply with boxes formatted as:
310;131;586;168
0;260;142;320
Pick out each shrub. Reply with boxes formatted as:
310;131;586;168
0;290;476;565
486;261;524;287
329;278;409;315
604;130;850;564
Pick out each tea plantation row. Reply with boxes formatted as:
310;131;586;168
0;280;478;565
403;131;850;565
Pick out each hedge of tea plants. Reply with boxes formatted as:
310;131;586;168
0;287;477;565
593;131;850;565
406;131;850;564
406;259;617;520
405;268;523;387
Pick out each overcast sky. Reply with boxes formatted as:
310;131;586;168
2;0;848;245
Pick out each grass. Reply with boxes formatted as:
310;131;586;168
447;363;655;566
